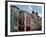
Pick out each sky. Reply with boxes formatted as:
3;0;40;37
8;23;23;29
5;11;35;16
16;5;42;16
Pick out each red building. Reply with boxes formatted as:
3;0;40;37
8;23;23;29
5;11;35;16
26;13;31;31
18;11;24;32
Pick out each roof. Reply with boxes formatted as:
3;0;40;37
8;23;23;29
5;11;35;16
10;5;20;10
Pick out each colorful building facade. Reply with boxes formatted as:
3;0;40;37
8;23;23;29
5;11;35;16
10;5;42;32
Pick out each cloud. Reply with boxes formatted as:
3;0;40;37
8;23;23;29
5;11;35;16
28;6;32;14
28;6;32;10
38;13;42;17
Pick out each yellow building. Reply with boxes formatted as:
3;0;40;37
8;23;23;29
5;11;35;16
30;11;42;31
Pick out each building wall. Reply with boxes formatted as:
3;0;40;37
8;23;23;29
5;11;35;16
26;13;31;31
10;5;42;32
30;12;42;31
18;11;24;31
10;6;19;32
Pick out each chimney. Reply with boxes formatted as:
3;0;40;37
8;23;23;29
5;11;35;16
32;11;34;14
36;12;38;16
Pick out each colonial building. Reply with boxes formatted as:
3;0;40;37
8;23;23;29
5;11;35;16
10;5;42;32
30;11;42;31
10;5;19;32
26;12;31;31
18;10;25;31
